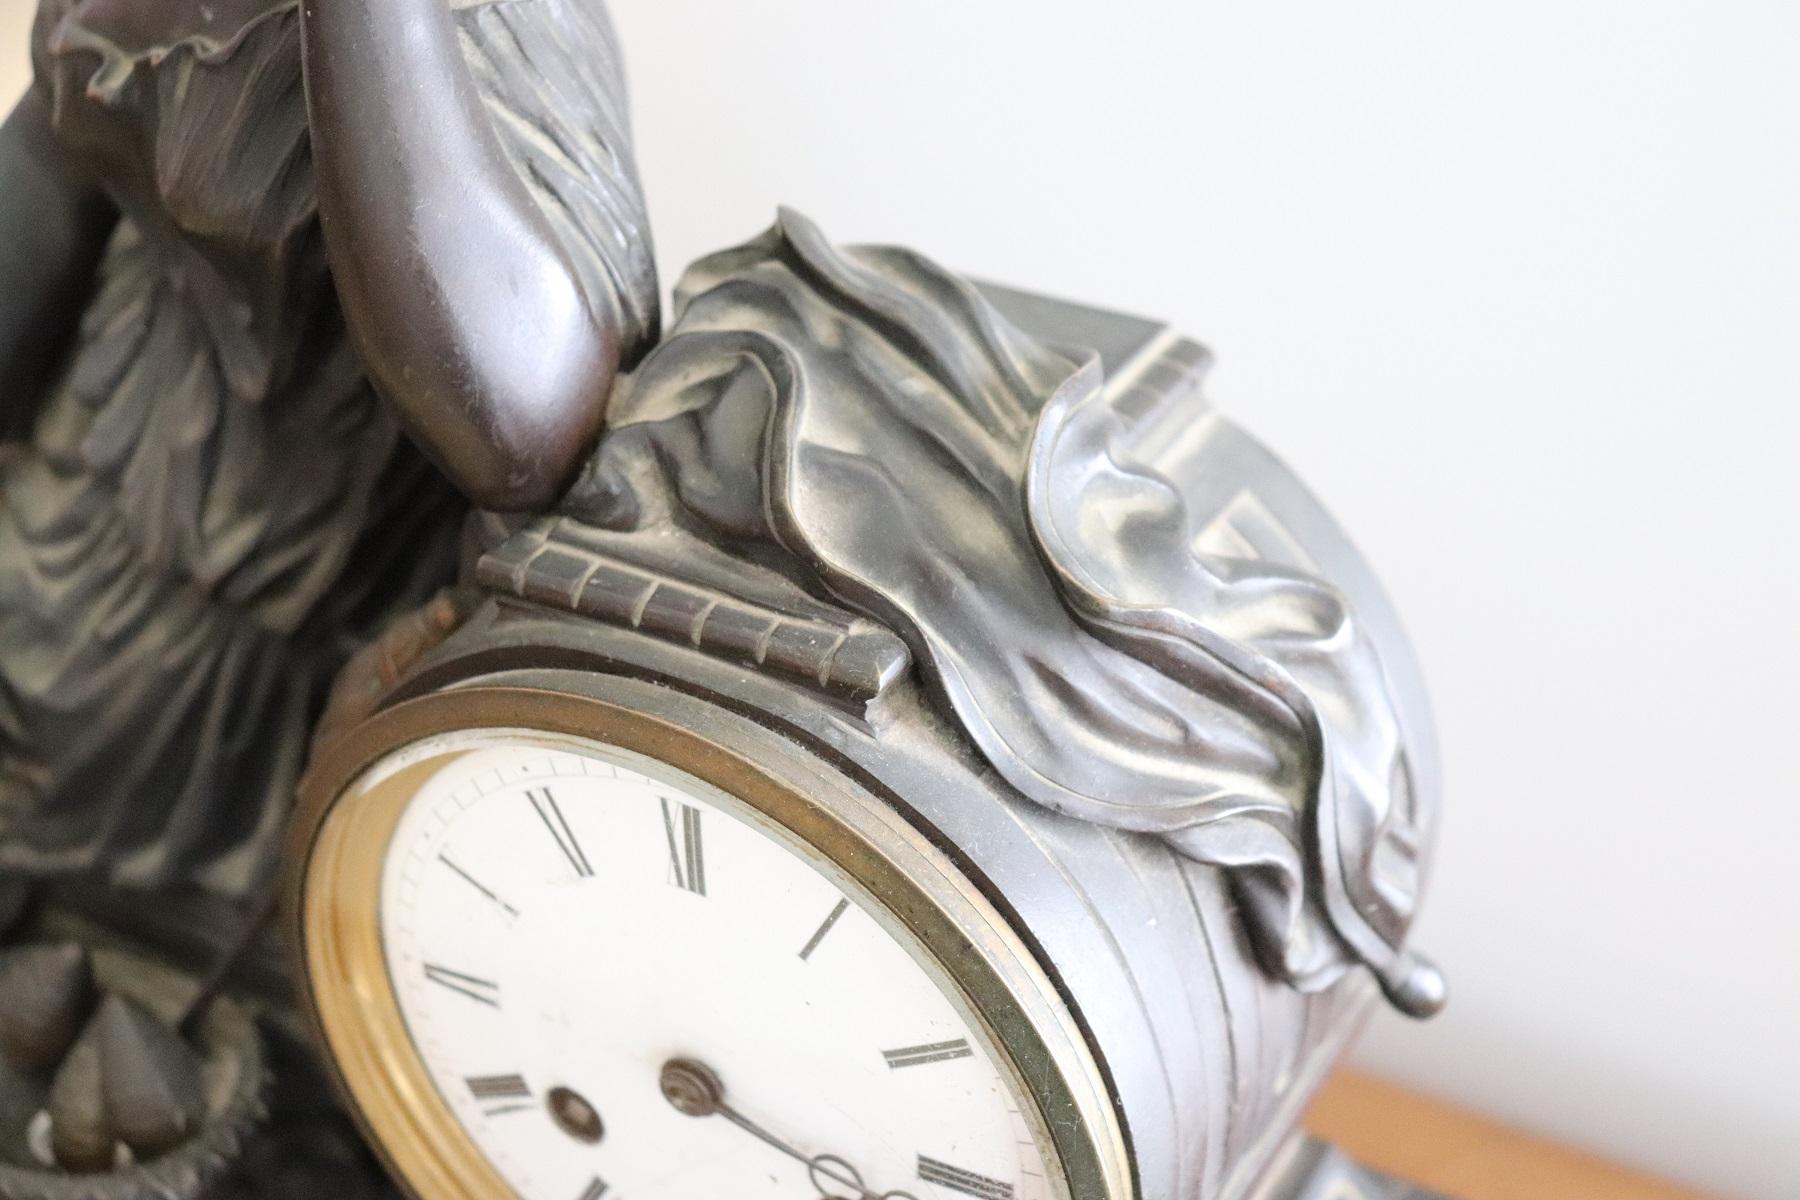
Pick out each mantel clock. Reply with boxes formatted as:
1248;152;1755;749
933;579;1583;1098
1;0;1446;1196
288;214;1445;1200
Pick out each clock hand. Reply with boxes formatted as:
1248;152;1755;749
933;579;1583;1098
658;1058;862;1193
659;1058;918;1200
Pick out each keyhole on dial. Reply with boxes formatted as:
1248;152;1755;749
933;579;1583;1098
548;1085;604;1145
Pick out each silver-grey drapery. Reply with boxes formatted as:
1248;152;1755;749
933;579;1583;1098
567;210;1440;1012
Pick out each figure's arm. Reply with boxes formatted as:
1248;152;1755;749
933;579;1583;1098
0;89;117;436
300;0;624;512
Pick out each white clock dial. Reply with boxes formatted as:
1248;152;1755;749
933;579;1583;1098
374;731;1057;1200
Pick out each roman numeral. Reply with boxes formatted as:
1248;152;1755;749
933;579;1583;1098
423;964;500;1008
917;1155;1014;1199
439;853;520;918
466;1073;531;1100
466;1074;533;1116
883;1038;974;1069
528;787;593;878
798;898;850;961
660;798;706;896
575;1177;609;1200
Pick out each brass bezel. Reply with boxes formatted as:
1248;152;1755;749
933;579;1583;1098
288;678;1132;1200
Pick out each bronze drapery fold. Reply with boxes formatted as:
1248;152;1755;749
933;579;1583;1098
567;210;1441;1012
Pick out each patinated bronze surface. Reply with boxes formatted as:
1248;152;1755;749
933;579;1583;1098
0;0;656;898
1;0;654;1192
2;2;1444;1197
440;232;1445;1198
553;210;1440;1016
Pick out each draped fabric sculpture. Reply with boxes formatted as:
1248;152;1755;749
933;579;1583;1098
566;211;1441;1014
0;0;1439;1191
0;0;657;895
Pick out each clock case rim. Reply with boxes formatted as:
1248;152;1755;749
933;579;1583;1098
287;669;1135;1200
289;276;1437;1200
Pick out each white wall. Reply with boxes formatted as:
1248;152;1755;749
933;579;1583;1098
6;3;1797;1196
0;1;20;101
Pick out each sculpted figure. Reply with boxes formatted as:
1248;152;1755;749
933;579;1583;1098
0;6;1441;1194
0;0;657;899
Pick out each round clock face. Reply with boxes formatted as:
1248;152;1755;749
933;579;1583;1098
343;730;1058;1200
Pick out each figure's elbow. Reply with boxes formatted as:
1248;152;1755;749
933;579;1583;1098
412;274;622;512
444;374;613;512
448;441;571;513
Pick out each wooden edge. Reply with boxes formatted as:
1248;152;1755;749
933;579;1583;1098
1304;1070;1720;1200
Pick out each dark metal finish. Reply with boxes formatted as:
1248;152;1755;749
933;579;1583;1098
0;948;267;1200
546;1086;603;1146
2;2;653;1195
310;220;1445;1199
556;209;1439;1015
0;946;95;1074
0;886;27;942
301;0;658;511
1;0;1448;1193
477;521;912;712
0;90;114;439
43;1020;108;1174
657;1059;723;1119
0;0;655;899
93;996;207;1159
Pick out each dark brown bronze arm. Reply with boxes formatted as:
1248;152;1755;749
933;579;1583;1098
300;0;623;512
0;90;117;438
